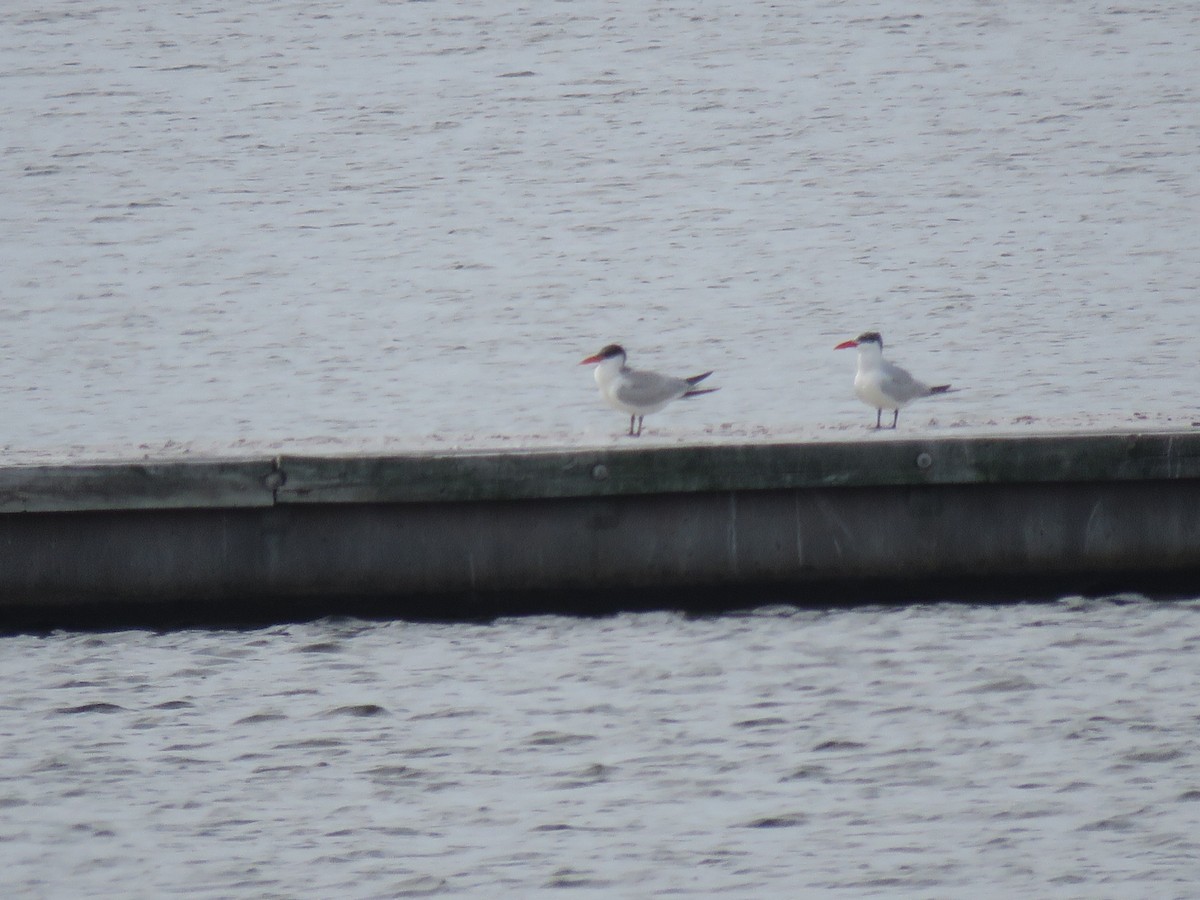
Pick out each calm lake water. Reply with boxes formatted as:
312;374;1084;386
1;0;1198;459
2;598;1200;897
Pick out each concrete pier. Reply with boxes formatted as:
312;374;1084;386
1;431;1198;627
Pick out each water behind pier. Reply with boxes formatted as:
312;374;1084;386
1;0;1197;458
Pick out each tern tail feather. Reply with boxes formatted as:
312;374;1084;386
685;371;713;387
683;387;718;399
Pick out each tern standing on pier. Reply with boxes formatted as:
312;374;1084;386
835;332;953;429
580;344;717;437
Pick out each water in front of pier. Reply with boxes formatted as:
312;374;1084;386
2;597;1200;897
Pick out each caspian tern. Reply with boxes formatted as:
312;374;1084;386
834;331;953;429
579;344;717;436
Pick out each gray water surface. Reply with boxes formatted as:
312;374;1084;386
2;0;1198;457
2;598;1199;897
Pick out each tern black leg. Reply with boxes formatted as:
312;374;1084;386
874;409;882;429
891;409;899;429
628;415;636;436
635;416;644;437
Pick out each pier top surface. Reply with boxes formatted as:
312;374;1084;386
1;428;1198;514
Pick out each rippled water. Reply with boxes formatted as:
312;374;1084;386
3;598;1200;896
2;0;1198;460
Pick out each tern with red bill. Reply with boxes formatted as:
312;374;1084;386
579;344;717;436
834;332;953;429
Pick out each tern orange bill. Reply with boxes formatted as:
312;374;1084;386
579;344;717;437
834;332;953;429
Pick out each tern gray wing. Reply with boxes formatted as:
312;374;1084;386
614;369;689;407
878;360;929;404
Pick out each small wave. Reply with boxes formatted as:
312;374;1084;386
812;739;867;751
525;731;596;746
324;704;388;717
234;712;288;725
962;676;1038;693
1122;748;1185;764
55;702;125;715
744;813;808;828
